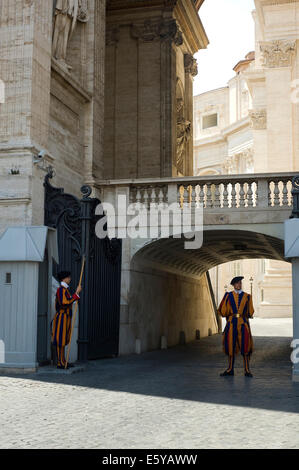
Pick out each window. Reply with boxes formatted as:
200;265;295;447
202;113;218;129
5;273;11;284
233;261;241;277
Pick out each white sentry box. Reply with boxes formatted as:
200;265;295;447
0;226;59;372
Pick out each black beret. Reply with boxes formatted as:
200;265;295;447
230;276;244;286
57;271;71;282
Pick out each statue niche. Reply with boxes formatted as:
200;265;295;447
52;0;89;71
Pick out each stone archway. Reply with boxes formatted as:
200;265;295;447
118;228;288;355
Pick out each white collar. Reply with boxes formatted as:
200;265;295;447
234;289;243;294
61;281;69;289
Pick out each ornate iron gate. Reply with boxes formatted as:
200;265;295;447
44;170;122;360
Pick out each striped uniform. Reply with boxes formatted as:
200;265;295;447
218;291;254;357
51;285;79;367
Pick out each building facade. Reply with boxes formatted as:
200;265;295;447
0;0;219;368
194;0;299;317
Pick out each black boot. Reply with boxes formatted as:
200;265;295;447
244;371;253;377
220;355;235;376
220;369;234;376
243;354;253;377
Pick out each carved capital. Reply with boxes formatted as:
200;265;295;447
160;19;183;46
184;54;198;76
260;40;296;68
106;27;120;46
249;109;267;130
131;19;183;46
223;155;239;175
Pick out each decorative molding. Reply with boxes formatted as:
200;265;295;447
249;109;267;130
106;26;120;46
223;155;239;175
184;54;198;76
131;19;183;46
51;58;92;104
223;147;254;175
260;40;296;68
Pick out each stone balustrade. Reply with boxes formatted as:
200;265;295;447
97;172;297;211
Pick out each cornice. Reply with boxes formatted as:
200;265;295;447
107;0;206;11
258;0;299;5
107;0;177;12
131;18;183;45
174;0;209;52
106;0;209;53
194;116;251;148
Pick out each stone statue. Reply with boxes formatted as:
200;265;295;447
52;0;88;70
176;98;191;175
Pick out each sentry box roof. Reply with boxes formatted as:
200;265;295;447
0;226;59;263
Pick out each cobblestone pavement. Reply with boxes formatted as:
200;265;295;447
0;319;299;449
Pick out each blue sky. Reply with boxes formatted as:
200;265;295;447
194;0;256;95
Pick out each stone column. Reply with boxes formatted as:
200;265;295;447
184;54;198;176
104;17;183;179
104;0;208;180
249;107;267;173
260;40;296;171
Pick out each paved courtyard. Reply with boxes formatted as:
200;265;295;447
0;318;298;449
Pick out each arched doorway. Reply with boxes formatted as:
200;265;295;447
126;229;289;353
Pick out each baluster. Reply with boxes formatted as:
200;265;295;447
194;184;200;207
158;187;164;206
199;185;205;208
190;185;196;209
289;180;293;207
223;183;229;208
187;185;192;206
206;183;212;208
288;180;293;207
135;188;142;210
213;183;221;208
143;187;149;210
179;185;185;208
239;182;246;207
247;182;253;207
282;180;288;206
273;180;280;206
268;181;272;207
252;182;257;207
231;183;237;208
150;186;157;208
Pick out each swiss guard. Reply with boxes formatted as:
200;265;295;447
51;271;82;369
217;276;254;377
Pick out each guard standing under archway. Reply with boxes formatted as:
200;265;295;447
217;276;254;377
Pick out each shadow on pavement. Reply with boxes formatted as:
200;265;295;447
1;335;299;414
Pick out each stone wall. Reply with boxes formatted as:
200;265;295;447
0;0;106;232
0;0;52;232
119;261;218;355
104;0;208;180
48;0;106;196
